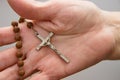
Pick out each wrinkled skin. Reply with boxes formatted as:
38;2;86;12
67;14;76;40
0;0;115;80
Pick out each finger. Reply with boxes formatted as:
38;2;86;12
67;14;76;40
0;48;28;72
0;47;49;80
0;60;40;80
0;47;27;72
0;27;15;46
0;48;17;71
7;0;57;20
0;64;30;80
0;65;18;80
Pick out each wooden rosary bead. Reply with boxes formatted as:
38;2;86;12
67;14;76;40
18;69;25;76
16;41;22;49
17;60;24;67
13;27;20;33
16;52;23;58
11;21;18;27
19;17;25;23
15;34;22;41
27;22;33;29
12;19;26;79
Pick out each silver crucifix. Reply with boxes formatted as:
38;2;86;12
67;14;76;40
34;31;70;63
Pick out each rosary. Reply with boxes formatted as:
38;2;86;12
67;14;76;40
11;17;70;80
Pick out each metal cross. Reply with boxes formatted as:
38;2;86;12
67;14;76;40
34;31;70;63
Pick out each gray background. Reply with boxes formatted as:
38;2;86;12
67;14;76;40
0;0;120;80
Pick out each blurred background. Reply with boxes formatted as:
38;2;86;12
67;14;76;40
0;0;120;80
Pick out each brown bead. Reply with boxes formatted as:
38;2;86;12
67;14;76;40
13;27;20;33
15;34;22;41
17;60;24;67
27;22;33;29
11;21;18;27
19;17;25;23
18;69;25;76
16;41;22;49
16;52;23;58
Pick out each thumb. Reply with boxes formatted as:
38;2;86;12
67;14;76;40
7;0;56;20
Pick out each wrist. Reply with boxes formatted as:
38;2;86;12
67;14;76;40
103;11;120;25
102;11;120;59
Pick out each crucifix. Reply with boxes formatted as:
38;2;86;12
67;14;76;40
34;31;70;63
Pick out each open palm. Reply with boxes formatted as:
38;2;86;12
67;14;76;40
0;0;115;80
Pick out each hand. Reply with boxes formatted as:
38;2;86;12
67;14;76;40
0;0;115;80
